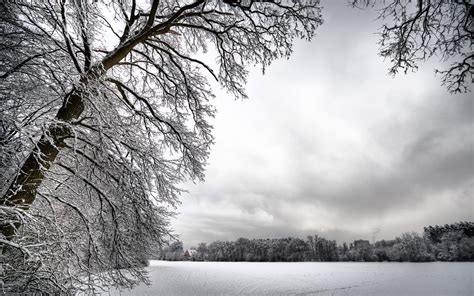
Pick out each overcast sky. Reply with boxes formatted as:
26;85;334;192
173;1;473;247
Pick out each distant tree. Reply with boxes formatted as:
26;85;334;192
339;242;350;261
457;236;474;261
373;239;397;262
234;238;250;261
284;238;308;261
354;0;473;93
306;235;338;261
307;235;316;260
196;242;208;261
163;240;184;261
398;232;434;262
386;239;403;262
434;231;474;261
351;239;375;261
208;240;231;261
268;238;287;262
424;222;474;243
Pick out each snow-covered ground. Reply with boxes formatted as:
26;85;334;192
111;260;473;295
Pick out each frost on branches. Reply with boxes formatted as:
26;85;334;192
0;0;322;293
353;0;473;93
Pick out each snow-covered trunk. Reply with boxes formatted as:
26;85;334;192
0;90;84;239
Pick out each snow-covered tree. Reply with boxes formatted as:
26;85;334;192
0;0;322;293
354;0;473;93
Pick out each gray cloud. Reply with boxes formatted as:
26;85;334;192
173;1;474;247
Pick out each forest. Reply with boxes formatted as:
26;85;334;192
160;222;474;262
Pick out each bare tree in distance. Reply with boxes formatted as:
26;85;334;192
0;0;322;293
353;0;473;93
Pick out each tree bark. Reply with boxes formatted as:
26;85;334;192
0;91;84;239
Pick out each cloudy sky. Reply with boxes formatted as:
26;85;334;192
173;1;473;247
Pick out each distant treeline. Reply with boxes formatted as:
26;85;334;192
159;222;474;262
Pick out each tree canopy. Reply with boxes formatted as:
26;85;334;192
0;0;321;293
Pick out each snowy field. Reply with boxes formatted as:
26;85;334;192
111;260;473;295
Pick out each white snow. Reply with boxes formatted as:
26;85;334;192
111;261;473;295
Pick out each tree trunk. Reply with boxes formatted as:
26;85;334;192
0;91;84;239
0;5;180;239
0;39;142;239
